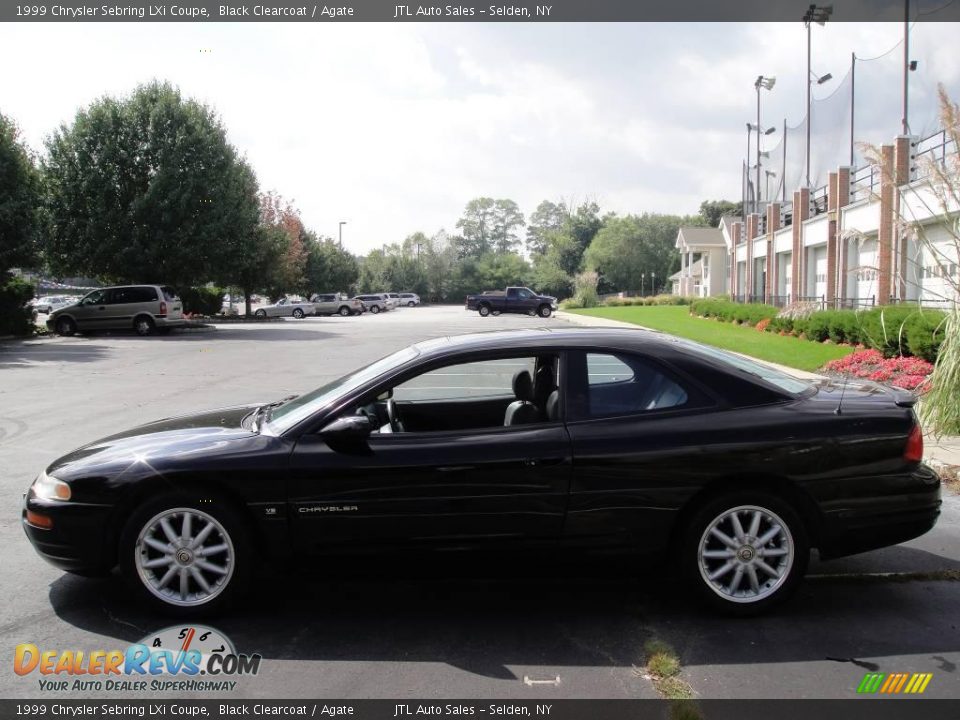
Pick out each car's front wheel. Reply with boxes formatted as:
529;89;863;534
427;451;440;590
339;306;351;317
55;316;77;336
370;305;380;314
292;308;305;319
681;492;807;615
538;304;552;318
407;301;416;307
254;309;267;318
120;496;250;617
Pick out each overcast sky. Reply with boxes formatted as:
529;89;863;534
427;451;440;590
1;21;958;254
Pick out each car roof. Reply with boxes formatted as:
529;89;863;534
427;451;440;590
411;327;679;358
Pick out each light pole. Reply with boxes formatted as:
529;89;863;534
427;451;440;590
747;122;776;215
803;3;833;188
651;271;656;296
765;170;777;202
754;75;776;213
339;221;347;248
641;272;646;297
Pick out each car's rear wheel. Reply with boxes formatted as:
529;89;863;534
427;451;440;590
681;492;807;615
254;309;267;318
338;306;351;317
120;496;251;617
133;315;155;336
538;304;552;318
407;301;416;307
55;316;77;336
370;305;380;314
478;304;491;317
293;308;305;319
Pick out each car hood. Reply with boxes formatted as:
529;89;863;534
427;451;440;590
46;405;261;479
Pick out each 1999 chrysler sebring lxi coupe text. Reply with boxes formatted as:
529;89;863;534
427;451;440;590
22;328;940;616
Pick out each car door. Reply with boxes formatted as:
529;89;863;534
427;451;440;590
73;288;111;330
561;349;720;551
287;352;572;553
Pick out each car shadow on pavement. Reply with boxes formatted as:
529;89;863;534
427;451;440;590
66;327;336;342
0;342;109;368
46;547;960;680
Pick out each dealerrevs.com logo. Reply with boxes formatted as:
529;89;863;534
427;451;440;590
14;625;261;692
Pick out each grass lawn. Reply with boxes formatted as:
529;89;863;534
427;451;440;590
572;305;855;372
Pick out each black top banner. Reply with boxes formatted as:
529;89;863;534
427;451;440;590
4;0;960;22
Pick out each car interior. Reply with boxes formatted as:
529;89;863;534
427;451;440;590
343;354;562;434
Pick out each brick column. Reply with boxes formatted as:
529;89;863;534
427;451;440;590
791;188;810;300
731;222;742;298
765;203;780;302
746;214;759;300
834;167;851;302
878;144;895;304
894;136;914;301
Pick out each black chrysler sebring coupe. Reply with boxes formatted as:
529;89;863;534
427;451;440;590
23;328;940;616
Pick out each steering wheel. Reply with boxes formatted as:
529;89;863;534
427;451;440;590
386;398;404;433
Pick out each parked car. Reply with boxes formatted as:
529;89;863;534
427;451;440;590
312;293;362;317
22;327;939;616
385;293;403;308
253;297;315;319
354;294;391;314
466;286;557;318
33;296;73;314
48;285;184;336
399;293;421;307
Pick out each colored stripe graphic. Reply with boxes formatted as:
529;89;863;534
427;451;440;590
858;672;932;694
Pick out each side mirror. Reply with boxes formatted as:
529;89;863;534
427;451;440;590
319;414;374;439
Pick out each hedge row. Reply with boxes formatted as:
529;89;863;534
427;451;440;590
178;286;225;316
689;298;946;362
0;274;36;337
602;294;692;307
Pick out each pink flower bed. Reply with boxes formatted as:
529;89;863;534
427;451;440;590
822;349;934;392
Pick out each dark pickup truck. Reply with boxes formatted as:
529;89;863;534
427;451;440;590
465;286;558;318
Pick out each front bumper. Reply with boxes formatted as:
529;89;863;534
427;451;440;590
22;493;117;573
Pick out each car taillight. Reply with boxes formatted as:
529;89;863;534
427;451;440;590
904;424;923;463
159;301;167;315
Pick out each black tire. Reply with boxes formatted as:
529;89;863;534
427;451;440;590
119;493;252;618
679;490;808;616
407;301;416;307
292;308;305;319
55;316;77;336
133;315;155;336
338;306;351;317
538;304;552;318
254;309;267;318
478;304;491;317
370;305;381;314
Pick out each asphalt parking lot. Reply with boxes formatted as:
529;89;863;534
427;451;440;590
0;305;958;700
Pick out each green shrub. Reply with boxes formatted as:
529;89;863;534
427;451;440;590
768;316;794;334
0;273;36;336
572;271;599;309
905;310;947;362
559;298;583;310
179;286;224;316
690;298;777;326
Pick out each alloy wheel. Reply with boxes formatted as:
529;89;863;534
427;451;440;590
697;504;794;604
134;507;235;607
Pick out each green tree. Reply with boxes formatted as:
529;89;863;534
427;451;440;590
43;81;259;289
698;199;742;227
0;112;42;275
526;200;566;256
585;213;688;293
455;197;496;257
490;199;525;254
303;233;359;295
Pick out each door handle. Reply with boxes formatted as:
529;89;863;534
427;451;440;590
524;457;564;468
98;306;106;310
437;465;474;472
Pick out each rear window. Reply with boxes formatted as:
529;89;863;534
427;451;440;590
161;286;179;301
672;339;813;395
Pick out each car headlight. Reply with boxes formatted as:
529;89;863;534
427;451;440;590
32;470;71;501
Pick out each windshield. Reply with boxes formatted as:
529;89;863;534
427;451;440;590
672;339;814;395
265;346;420;433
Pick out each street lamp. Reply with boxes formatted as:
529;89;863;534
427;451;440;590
338;221;347;248
651;271;656;296
754;75;776;214
641;272;646;296
803;3;833;187
746;123;776;215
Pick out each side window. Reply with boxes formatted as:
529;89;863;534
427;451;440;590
393;357;536;402
161;286;179;301
572;352;693;420
118;287;157;303
518;289;532;300
82;289;108;305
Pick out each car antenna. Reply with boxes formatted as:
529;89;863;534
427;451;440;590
834;377;847;416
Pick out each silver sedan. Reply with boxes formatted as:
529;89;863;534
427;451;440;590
253;297;316;319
